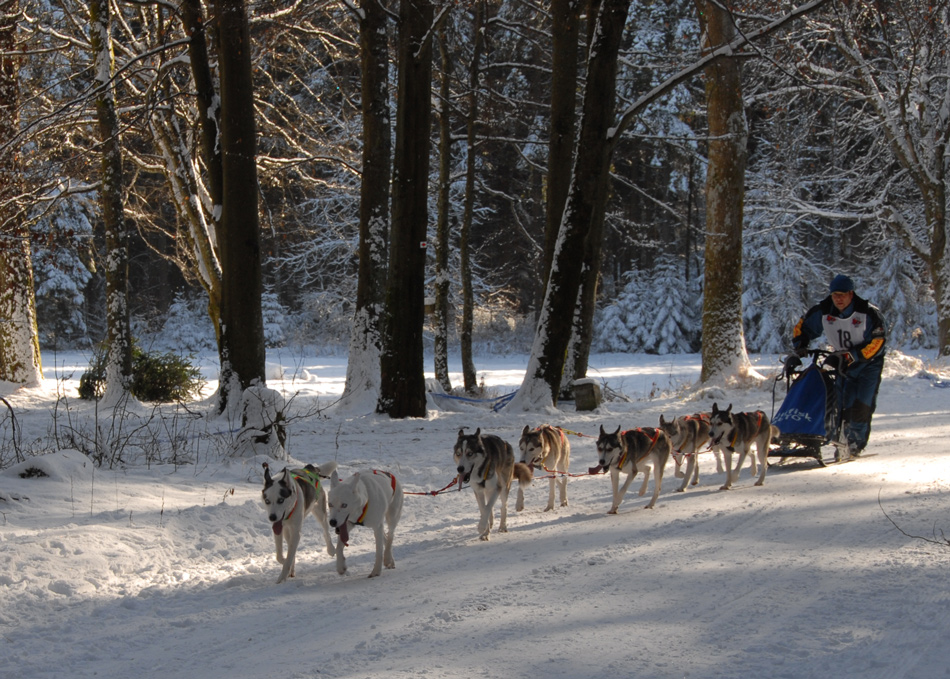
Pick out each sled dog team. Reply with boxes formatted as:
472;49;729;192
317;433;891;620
260;402;778;583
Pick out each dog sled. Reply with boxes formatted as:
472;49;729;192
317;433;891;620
769;349;849;467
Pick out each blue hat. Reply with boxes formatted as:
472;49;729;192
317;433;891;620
829;274;855;293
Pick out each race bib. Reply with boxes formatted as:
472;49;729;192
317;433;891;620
821;312;868;351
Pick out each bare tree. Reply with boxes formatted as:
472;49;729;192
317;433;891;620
541;0;580;302
378;0;434;418
0;0;41;385
799;0;950;357
458;1;485;394
509;0;632;409
211;0;266;409
339;0;392;412
695;0;753;383
433;23;453;393
89;0;132;403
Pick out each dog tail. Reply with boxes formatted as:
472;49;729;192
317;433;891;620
512;462;533;487
313;460;339;479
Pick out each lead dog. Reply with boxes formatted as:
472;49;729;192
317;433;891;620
454;428;532;540
261;461;338;584
659;413;714;492
327;469;403;578
595;425;671;512
518;424;571;511
708;403;779;490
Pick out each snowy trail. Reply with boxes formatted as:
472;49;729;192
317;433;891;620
2;353;949;679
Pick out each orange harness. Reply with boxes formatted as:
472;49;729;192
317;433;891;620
727;412;764;450
618;428;661;469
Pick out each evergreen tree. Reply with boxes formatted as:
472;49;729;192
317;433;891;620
647;257;696;355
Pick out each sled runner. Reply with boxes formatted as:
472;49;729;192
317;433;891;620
769;349;849;467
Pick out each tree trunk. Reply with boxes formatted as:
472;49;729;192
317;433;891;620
0;0;41;385
339;0;392;412
696;0;752;383
459;2;485;394
172;0;224;341
561;183;608;398
89;0;133;403
212;0;265;410
378;0;433;418
509;0;631;410
549;0;588;401
540;0;580;307
433;28;453;393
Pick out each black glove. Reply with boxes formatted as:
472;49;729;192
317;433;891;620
783;354;802;376
825;351;854;371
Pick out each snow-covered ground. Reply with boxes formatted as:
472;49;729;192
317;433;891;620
1;350;949;679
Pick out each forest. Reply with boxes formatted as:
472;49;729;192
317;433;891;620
0;0;947;415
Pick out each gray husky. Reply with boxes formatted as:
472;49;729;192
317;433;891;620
659;413;714;492
454;429;532;540
261;462;337;583
518;424;571;511
708;403;780;490
595;425;671;512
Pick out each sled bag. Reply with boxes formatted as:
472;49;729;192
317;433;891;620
773;364;837;439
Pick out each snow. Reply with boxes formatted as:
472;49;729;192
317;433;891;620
1;350;949;679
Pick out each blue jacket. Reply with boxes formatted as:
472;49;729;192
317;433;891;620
792;294;886;366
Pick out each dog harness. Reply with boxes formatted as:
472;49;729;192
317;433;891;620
617;428;661;469
283;467;325;522
355;470;397;526
725;412;764;451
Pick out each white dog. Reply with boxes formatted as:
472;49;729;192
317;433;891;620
261;462;337;583
327;470;404;578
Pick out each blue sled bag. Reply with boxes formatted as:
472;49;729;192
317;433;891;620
772;364;838;441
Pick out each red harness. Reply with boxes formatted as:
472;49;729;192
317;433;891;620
356;470;397;525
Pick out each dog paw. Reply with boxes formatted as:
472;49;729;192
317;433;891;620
675;471;685;478
754;480;764;486
719;485;731;491
607;508;618;514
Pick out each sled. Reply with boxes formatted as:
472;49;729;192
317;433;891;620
769;350;849;467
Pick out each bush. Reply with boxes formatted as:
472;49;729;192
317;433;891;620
79;344;205;403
